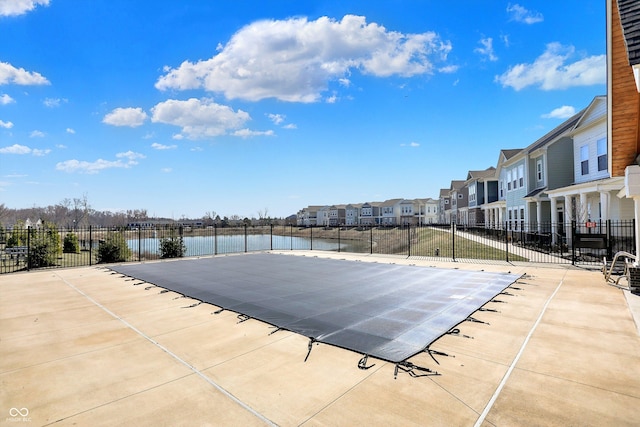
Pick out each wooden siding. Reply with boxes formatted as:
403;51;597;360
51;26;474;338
611;0;640;177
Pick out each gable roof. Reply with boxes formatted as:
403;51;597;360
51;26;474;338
572;95;606;131
527;109;585;153
466;167;496;181
449;180;465;191
619;0;640;66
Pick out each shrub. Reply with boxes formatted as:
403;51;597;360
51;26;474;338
159;230;186;258
97;232;131;263
27;223;62;268
63;232;80;253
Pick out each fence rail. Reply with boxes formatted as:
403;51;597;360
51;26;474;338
1;221;635;274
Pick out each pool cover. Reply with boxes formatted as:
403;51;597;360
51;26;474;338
110;253;520;363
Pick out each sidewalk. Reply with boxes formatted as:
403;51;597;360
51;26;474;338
1;252;639;426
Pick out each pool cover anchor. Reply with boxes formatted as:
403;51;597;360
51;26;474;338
182;301;201;309
466;316;489;325
447;328;473;339
304;338;317;362
394;361;438;379
358;354;376;370
237;314;250;323
425;347;454;365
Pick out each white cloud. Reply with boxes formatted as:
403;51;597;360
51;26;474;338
0;119;13;128
56;151;145;174
161;167;172;173
268;113;285;125
151;98;250;139
495;43;605;90
542;105;576;119
66;127;75;134
151;142;177;150
401;142;420;147
507;3;543;24
0;0;49;16
30;130;45;137
0;94;15;105
232;129;275;138
43;97;67;108
0;143;49;155
0;61;50;85
439;65;459;73
283;123;297;129
102;107;148;127
156;15;452;102
31;148;50;156
475;37;497;61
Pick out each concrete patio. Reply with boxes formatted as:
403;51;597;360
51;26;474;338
1;251;639;426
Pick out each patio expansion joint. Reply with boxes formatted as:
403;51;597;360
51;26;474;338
53;272;278;427
511;365;640;400
41;372;196;426
473;269;568;427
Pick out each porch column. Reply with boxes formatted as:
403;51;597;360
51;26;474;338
550;197;558;245
536;201;542;233
564;195;573;246
580;192;588;222
599;191;610;221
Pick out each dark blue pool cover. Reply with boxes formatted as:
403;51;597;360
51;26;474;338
111;253;520;363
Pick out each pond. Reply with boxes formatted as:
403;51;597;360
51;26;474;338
128;234;343;257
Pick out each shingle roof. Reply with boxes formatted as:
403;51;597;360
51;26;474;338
619;0;640;66
527;109;585;153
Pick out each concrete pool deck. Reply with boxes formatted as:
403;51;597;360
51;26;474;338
1;251;639;426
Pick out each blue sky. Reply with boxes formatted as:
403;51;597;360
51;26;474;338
0;0;606;219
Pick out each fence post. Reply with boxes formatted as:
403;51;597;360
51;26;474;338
138;226;142;261
270;224;273;251
571;220;576;265
214;224;218;255
451;222;456;262
407;225;411;257
337;226;341;253
244;224;248;252
370;226;373;254
505;223;509;263
310;226;313;251
27;226;31;271
89;225;93;266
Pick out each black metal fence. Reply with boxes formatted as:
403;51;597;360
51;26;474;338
1;221;635;274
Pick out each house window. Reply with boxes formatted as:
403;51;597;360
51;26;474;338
512;168;517;189
597;138;607;171
458;193;463;199
500;181;504;197
507;171;512;191
581;145;589;175
536;159;543;182
518;165;524;187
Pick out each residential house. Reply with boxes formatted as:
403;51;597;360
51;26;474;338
466;167;497;226
415;198;439;224
345;204;361;226
328;205;346;226
359;202;379;225
483;149;521;228
519;107;584;237
379;199;401;225
545;96;634;243
438;189;450;223
448;180;467;224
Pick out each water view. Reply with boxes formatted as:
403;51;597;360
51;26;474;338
128;234;344;257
